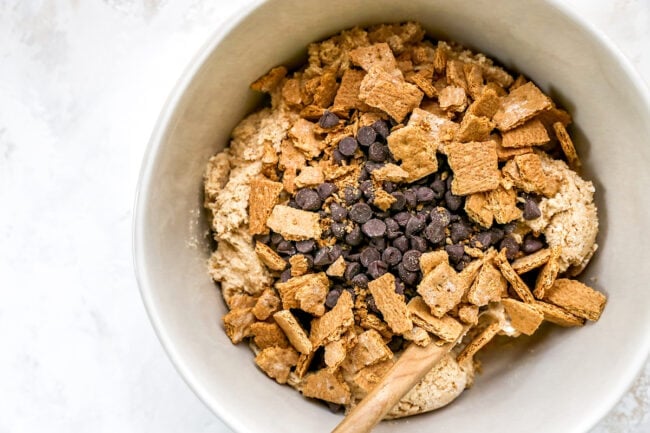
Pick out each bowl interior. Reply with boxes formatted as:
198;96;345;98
135;0;650;432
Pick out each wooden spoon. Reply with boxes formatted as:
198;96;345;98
331;327;468;433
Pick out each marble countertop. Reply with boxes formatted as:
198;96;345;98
1;1;648;432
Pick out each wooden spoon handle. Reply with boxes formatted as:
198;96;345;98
331;339;457;433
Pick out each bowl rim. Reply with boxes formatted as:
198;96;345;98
133;1;650;432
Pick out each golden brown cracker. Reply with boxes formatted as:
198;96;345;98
467;262;507;306
511;248;551;274
250;65;288;93
359;66;424;122
534;300;586;327
494;250;535;303
501;298;544;336
248;177;283;235
255;242;287;271
368;273;413;334
301;369;351;404
417;261;464;317
533;246;562;299
273;310;313;354
438;86;468;112
310;290;355;347
553;121;582;170
266;205;321;240
255;346;299;384
407;297;464;342
250;321;290;350
252;288;282;321
457;320;500;364
445;141;500;195
456;113;495;143
501;119;550;148
543;278;607;321
419;250;450;275
493;82;552;131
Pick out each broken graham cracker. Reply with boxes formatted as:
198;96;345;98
370;163;410;183
455;113;495;143
349;43;400;76
467;262;507;306
273;310;313;354
501;298;544;336
402;325;432;347
255;346;299;384
417;261;464;317
543;278;607;321
300;369;351;405
553;121;581;170
255;242;287;271
502;153;560;198
310;290;355;348
289;254;311;277
289;118;325;159
359;65;424;122
250;321;290;350
467;87;500;118
444;141;500;195
511;248;551;275
406;66;436;98
223;307;255;344
438;86;468;112
419;250;449;275
407;297;464;342
266;205;322;241
344;329;393;373
493;82;553;131
494;249;535;303
489;185;522;224
493;132;533;161
252;288;282;321
534;300;586;327
533;246;562;299
458;304;480;326
457;320;500;364
464;192;493;228
326;255;347;278
294;166;325;188
368;273;413;334
332;69;370;112
250;65;288;93
248;177;283;235
373;188;397;211
275;272;329;314
501;119;550;148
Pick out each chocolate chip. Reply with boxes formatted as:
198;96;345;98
331;222;347;240
390;192;406;211
317;182;338;200
387;335;404;352
367;260;388;279
332;149;345;165
403;189;417;208
347;253;361;262
295;189;322;211
364;161;384;173
318;110;339;128
445;244;465;263
394;278;405;295
383;181;395;193
344;186;362;205
344;262;362;281
410;236;427;252
430;207;451;226
327;403;344;414
503;223;517;234
330;202;348;222
416;187;435;203
369;237;387;251
271;233;284;246
522;236;544;254
385;218;401;239
382;246;402;266
329;245;343;262
472;231;493;249
393;235;410;253
405;215;426;236
276;240;296;255
338;136;358;156
500;235;520;260
431;178;446;198
359;180;374;200
488;227;505;244
371;120;390;139
280;268;292;282
368;142;388;162
397;263;418;285
357;126;377;146
424;222;446;245
360;247;381;267
523;198;542;220
255;233;271;244
402;250;422;272
444;191;464;211
450;222;472;243
349;203;373;223
351;273;369;289
393;211;411;227
362;219;387;238
345;225;363;246
314;247;334;267
325;288;342;309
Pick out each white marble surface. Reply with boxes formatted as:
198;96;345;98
1;1;648;432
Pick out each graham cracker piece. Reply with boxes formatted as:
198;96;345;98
313;69;338;108
446;60;468;92
282;78;303;107
368;273;413;334
310;290;355;347
553;121;582;170
255;242;287;271
536;106;572;133
289;119;324;159
485;81;507;97
273;310;313;354
386;119;438;182
493;82;552;131
459;259;484;296
511;248;551;275
278;139;306;194
332;69;370;112
250;321;290;350
501;119;550;148
294;352;315;379
502;153;560;198
464;192;493;228
359;312;394;341
494;249;535;303
248;177;283;235
467;87;500;118
350;360;394;399
417;261;464;318
373;188;397;211
275;272;328;312
406;65;436;98
295;166;325;188
510;74;528;91
445;140;500;195
223;307;255;344
464;62;485;100
250;65;288;93
359;66;424;122
543;278;607;321
501;298;544;336
324;331;355;370
533;246;562;299
371;163;410;183
349;43;400;76
482;63;514;88
456;113;495;143
420;250;449;275
300;369;351;405
467;262;507;306
345;329;393;373
411;45;435;65
252;288;282;321
493;133;533;161
488;185;522;224
266;205;321;241
326;256;347;278
457;320;500;364
255;346;299;384
438;86;468;112
226;293;258;310
534;300;586;327
458;304;479;326
402;325;432;347
407;297;464;342
289;254;311;277
433;44;447;74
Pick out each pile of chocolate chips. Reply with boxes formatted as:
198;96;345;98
255;116;547;312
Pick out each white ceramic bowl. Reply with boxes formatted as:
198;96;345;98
134;1;650;432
